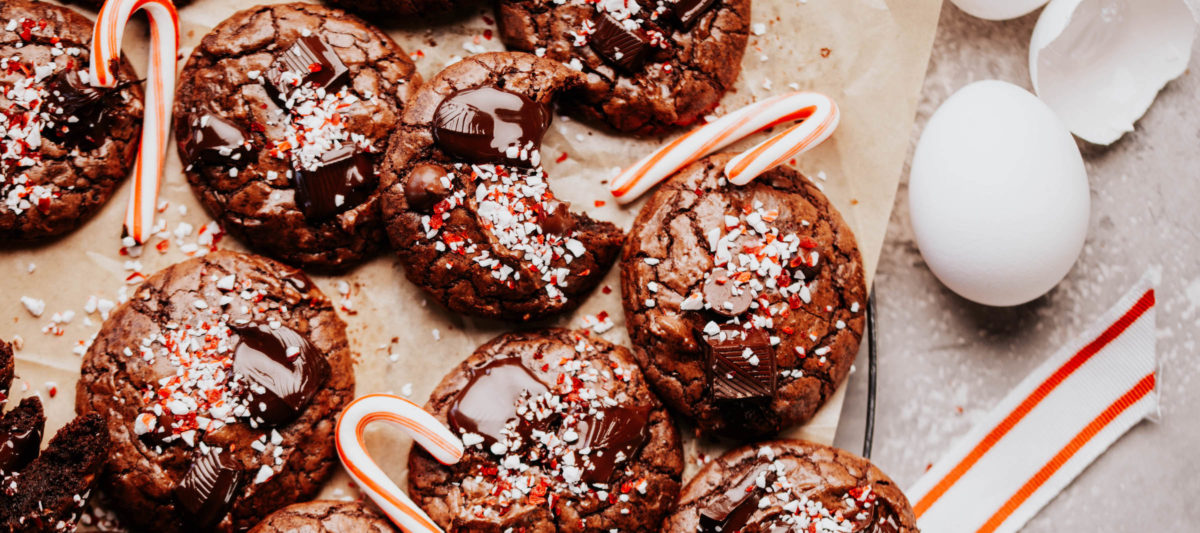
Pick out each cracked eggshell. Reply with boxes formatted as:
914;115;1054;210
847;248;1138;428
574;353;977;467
1031;0;1198;145
949;0;1050;20
909;81;1090;307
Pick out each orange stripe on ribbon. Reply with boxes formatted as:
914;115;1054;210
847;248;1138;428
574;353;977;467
913;289;1156;517
977;373;1156;532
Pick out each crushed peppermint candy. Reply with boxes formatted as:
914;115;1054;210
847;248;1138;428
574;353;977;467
251;69;375;173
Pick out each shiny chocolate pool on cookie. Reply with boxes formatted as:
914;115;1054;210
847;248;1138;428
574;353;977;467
408;329;683;531
664;440;919;533
621;154;867;438
76;251;356;532
380;52;624;321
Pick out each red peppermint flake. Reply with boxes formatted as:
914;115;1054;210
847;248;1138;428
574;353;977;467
483;29;493;40
155;240;170;253
555;152;569;163
594;199;606;208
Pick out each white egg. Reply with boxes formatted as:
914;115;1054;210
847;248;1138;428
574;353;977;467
1031;0;1197;145
909;81;1089;307
950;0;1050;20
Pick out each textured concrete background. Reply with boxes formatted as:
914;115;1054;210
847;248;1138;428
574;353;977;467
833;2;1200;530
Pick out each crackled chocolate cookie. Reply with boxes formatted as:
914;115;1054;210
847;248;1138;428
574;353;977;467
665;440;918;533
621;154;866;438
408;329;684;531
250;500;396;533
1;338;111;533
174;3;420;271
0;0;144;242
76;251;356;532
379;52;624;321
496;0;750;135
320;0;470;18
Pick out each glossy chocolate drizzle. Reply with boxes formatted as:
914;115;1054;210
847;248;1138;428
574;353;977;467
265;35;350;104
574;405;650;484
174;447;244;528
448;358;549;446
181;113;252;166
42;69;127;149
432;86;551;167
293;144;376;221
231;322;330;427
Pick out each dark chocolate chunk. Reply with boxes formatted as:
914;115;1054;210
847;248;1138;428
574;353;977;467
174;447;244;529
589;14;651;72
574;405;650;484
662;0;717;30
448;358;549;447
704;325;776;402
404;163;450;210
231;322;331;427
432;86;551;166
698;464;773;533
279;266;314;293
293;145;376;220
42;69;124;149
180;113;252;166
703;268;753;317
539;199;575;235
265;35;350;103
0;397;44;475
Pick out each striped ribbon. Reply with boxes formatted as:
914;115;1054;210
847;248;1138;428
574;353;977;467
909;272;1159;533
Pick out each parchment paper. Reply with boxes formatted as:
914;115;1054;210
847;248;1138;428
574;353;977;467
1;0;941;521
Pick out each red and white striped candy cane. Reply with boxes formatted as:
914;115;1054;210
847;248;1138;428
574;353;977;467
336;394;464;533
609;91;840;203
91;0;179;244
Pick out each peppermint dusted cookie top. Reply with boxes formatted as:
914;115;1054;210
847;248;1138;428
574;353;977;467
496;0;751;135
379;52;624;321
408;329;684;532
76;251;355;532
174;3;420;271
0;0;143;242
665;440;918;533
621;154;866;438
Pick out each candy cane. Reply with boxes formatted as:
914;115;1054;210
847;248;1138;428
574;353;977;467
336;394;464;533
91;0;180;244
609;91;839;203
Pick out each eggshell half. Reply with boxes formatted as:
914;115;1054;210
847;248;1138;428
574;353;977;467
950;0;1050;21
909;81;1090;307
1031;0;1197;145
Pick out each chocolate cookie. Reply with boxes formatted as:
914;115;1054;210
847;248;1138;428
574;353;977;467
621;154;866;438
408;329;684;531
0;0;144;242
249;500;396;533
496;0;750;135
379;52;624;321
75;251;356;532
664;440;918;533
1;338;111;533
174;3;420;271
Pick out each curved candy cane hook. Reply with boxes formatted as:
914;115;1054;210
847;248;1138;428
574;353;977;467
609;91;840;203
91;0;180;244
336;394;464;533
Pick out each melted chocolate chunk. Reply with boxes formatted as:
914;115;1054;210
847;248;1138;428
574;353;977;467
42;69;124;149
181;113;252;166
404;163;450;210
539;199;576;235
174;447;243;528
279;266;314;293
590;14;651;72
231;323;330;426
432;87;551;166
662;0;717;30
448;358;549;446
698;464;774;533
294;145;376;220
703;268;753;317
704;325;776;402
574;405;650;484
0;402;43;475
265;35;350;103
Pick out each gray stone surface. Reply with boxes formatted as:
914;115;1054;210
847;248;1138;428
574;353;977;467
834;3;1200;530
